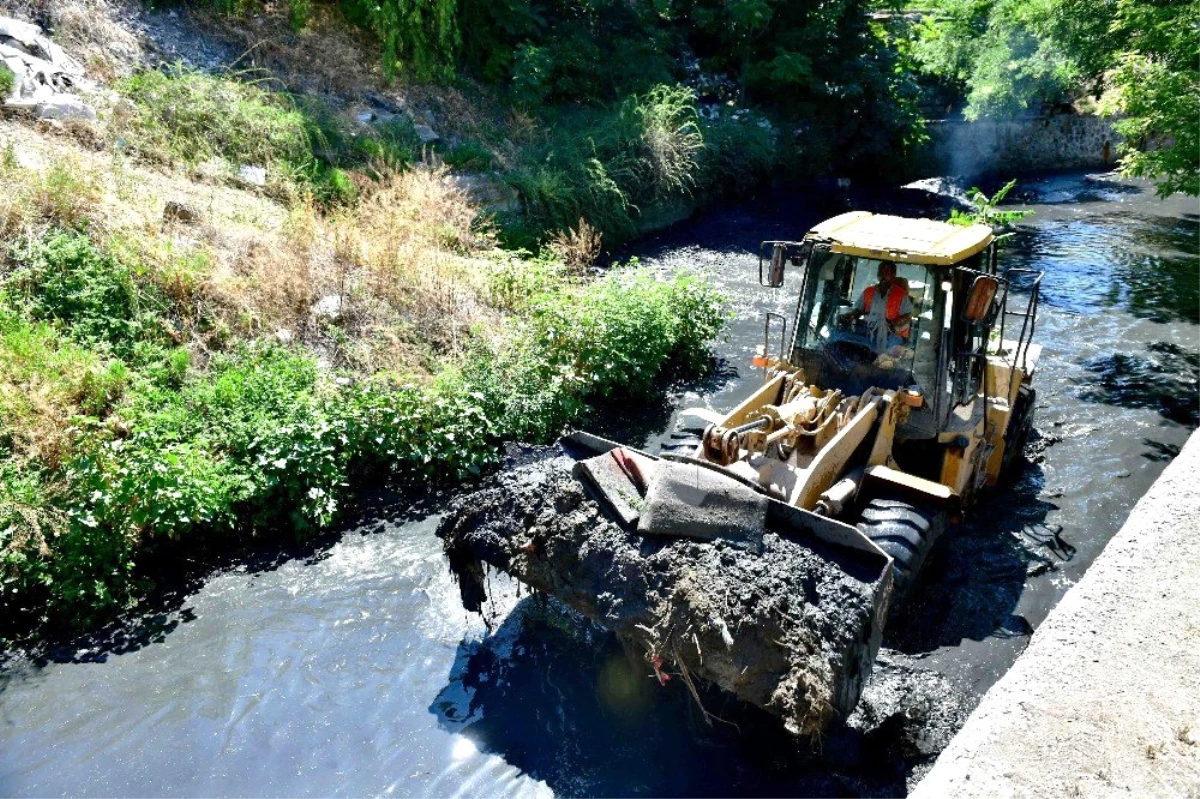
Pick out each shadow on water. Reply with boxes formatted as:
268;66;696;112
1075;341;1200;428
427;596;938;798
0;490;443;673
885;458;1066;654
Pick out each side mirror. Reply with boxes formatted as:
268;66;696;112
962;275;998;323
768;243;787;288
758;240;813;288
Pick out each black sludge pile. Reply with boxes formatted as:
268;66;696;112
436;445;885;737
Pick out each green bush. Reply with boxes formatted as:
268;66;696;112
119;67;313;173
340;0;459;80
8;232;168;358
505;85;714;246
468;265;727;440
0;63;14;98
698;113;778;196
0;230;727;635
0;462;62;609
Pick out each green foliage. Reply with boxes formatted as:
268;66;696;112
462;0;678;106
469;264;727;440
0;224;727;633
1104;0;1199;197
442;141;496;171
340;0;459;80
119;67;312;172
916;0;1112;118
949;178;1032;228
8;232;168;358
0;462;63;609
115;66;431;205
0;63;15;98
696;113;778;195
628;85;705;199
914;0;1197;195
506;85;722;246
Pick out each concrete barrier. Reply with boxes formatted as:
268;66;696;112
924;115;1119;177
911;430;1200;797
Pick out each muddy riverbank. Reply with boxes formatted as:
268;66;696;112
0;170;1195;797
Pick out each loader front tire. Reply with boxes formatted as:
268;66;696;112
856;497;947;608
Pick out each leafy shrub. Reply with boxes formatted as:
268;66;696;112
0;63;15;98
469;265;727;440
0;462;63;609
8;231;167;357
949;179;1032;228
340;0;459;80
0;300;118;468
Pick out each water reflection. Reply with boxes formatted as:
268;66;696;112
1005;214;1199;324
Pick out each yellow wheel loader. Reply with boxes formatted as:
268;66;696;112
440;212;1044;736
676;211;1045;600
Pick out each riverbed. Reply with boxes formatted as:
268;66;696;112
1;171;1196;797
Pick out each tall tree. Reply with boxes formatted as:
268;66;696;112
1104;0;1199;196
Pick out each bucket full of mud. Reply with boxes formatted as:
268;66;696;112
436;433;895;737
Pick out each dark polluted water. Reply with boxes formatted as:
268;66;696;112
1;172;1196;797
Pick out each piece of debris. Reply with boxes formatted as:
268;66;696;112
312;295;343;323
414;124;440;144
163;200;202;225
437;443;889;738
237;164;267;186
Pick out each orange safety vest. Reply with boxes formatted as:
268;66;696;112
863;283;910;339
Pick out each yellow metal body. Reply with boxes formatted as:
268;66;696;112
696;338;1040;511
695;213;1038;515
806;212;994;266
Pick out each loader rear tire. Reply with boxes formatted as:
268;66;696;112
856;497;947;608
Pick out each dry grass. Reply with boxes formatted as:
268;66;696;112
0;148;102;250
550;217;603;274
325;163;498;371
190;3;386;98
1;110;502;378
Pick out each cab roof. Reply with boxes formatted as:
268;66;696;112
805;211;994;266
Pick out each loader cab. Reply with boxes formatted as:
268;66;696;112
759;212;1018;443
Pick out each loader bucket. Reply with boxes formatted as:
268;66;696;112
437;431;895;736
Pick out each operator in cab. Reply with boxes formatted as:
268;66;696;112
840;260;912;353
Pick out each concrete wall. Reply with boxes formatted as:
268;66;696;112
925;115;1119;178
911;429;1200;798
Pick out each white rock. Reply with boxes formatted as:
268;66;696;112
238;164;267;186
356;110;375;123
312;294;343;321
275;328;293;345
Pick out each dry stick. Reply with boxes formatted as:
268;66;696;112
672;648;740;733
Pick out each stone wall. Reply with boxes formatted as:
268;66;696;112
924;114;1119;178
